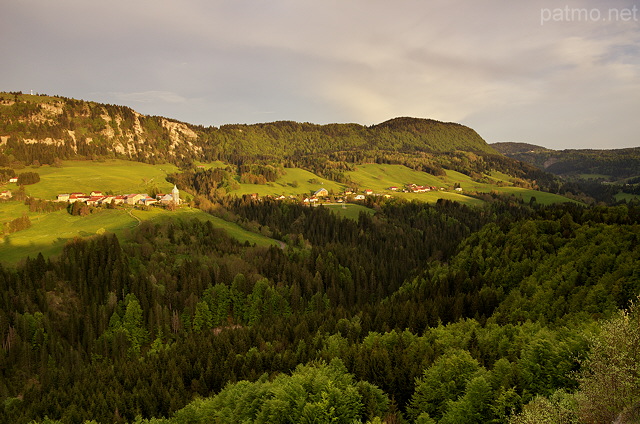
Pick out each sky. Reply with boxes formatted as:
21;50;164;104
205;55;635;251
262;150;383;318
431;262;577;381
2;0;639;150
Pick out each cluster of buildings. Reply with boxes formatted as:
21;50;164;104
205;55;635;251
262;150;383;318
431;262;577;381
301;187;392;204
303;187;352;204
403;183;463;193
296;183;463;204
406;183;438;193
1;178;18;198
56;185;182;207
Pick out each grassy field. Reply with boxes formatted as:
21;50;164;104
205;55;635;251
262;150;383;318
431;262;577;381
9;159;576;206
193;161;229;170
0;204;279;265
345;164;445;192
232;167;344;197
615;192;640;202
1;207;137;264
343;164;578;206
395;190;486;206
321;203;375;221
0;201;34;223
442;170;581;205
0;159;579;263
0;159;282;264
139;208;280;248
10;159;181;200
488;187;581;205
0;92;61;104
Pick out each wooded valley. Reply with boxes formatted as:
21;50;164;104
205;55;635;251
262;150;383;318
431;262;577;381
1;92;639;423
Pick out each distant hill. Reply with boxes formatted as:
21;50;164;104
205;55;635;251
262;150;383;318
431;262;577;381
492;142;640;181
491;142;551;155
1;91;560;191
0;92;495;166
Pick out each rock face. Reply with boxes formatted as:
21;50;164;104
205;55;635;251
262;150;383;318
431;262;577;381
0;93;205;164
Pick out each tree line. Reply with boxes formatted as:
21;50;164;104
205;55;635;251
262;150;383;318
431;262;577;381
0;198;639;422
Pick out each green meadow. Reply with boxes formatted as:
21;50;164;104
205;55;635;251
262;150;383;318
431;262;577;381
345;164;444;192
488;187;581;205
233;167;344;197
193;160;229;170
0;160;280;264
1;206;137;264
442;170;580;205
396;190;486;206
12;159;181;200
182;161;577;207
0;204;279;265
343;164;577;206
139;208;280;248
0;159;578;264
0;92;61;104
321;203;375;221
615;192;640;202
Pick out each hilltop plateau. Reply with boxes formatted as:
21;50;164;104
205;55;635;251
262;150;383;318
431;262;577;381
1;92;494;162
1;91;563;195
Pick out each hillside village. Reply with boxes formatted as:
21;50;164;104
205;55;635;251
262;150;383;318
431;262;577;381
55;185;182;207
45;181;463;208
297;183;462;204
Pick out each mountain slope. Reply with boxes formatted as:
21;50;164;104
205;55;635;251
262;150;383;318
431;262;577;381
0;92;203;166
492;142;640;181
490;142;551;155
0;92;495;168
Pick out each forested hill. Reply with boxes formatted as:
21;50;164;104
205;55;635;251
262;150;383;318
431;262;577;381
0;92;496;168
492;141;640;182
490;142;550;155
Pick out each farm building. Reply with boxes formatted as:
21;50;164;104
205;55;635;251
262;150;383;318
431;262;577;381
314;188;329;197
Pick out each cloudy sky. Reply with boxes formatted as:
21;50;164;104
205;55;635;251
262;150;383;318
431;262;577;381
2;0;639;149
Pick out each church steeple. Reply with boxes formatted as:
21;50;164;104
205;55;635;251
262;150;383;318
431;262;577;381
171;185;180;204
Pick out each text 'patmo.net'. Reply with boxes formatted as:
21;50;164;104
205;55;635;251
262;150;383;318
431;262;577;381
541;5;638;25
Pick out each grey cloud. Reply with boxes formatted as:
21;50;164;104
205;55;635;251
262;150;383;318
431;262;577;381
1;0;638;148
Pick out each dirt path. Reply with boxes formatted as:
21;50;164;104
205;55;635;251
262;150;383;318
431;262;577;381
127;209;142;227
